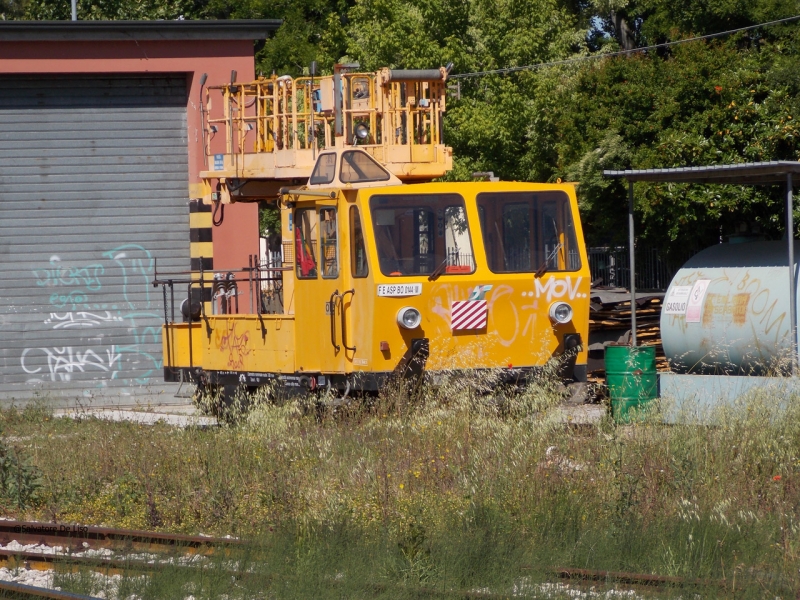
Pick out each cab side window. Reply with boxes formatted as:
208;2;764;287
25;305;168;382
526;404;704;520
320;207;338;278
295;208;318;279
350;206;369;278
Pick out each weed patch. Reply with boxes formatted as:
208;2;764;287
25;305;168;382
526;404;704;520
2;375;799;596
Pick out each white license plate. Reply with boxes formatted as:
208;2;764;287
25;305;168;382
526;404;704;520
377;283;423;297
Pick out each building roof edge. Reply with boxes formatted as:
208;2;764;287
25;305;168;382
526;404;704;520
0;20;282;41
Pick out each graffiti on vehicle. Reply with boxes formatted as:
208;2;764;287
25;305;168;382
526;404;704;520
430;280;588;348
215;320;252;369
532;275;586;302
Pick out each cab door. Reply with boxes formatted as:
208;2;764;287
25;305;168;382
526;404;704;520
292;199;347;374
340;202;370;373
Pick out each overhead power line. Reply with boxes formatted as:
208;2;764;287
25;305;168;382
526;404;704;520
450;14;800;79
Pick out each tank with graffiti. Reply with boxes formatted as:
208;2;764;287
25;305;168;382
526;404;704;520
661;241;799;374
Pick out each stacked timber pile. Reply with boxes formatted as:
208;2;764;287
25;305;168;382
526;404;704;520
587;289;669;381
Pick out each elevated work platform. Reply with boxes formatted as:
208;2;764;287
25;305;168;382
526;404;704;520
200;66;453;202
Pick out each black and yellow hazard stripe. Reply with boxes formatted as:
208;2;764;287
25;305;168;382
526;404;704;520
189;199;214;308
189;199;213;272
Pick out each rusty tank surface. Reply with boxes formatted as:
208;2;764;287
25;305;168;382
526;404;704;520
661;240;799;374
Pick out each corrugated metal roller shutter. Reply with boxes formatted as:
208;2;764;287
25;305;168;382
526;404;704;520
0;74;188;401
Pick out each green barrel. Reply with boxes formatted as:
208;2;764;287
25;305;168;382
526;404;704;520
605;345;658;422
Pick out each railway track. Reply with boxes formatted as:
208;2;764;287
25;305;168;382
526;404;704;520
0;520;244;599
0;545;203;575
551;566;719;592
0;519;758;599
0;579;99;600
0;520;241;555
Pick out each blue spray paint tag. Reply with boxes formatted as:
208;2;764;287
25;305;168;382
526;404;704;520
468;285;493;301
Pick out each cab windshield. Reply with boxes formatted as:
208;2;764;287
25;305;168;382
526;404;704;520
370;194;475;276
477;191;581;273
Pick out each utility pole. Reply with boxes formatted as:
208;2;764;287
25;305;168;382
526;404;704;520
71;0;77;20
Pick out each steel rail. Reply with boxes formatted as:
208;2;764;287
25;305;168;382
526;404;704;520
0;547;209;575
551;566;719;588
0;555;740;599
0;520;243;555
392;567;726;598
0;579;100;600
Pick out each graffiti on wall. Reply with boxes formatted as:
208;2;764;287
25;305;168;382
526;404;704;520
22;244;162;387
33;257;104;310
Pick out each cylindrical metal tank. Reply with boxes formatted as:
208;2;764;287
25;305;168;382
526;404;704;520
661;240;799;374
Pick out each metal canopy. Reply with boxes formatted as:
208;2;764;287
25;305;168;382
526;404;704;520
604;160;800;185
602;161;797;373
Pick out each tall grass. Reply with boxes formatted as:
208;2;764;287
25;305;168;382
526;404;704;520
2;371;800;597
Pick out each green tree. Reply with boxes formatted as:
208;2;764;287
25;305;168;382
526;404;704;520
259;202;281;237
345;0;473;70
202;0;353;75
0;0;28;19
542;33;800;250
24;0;206;20
16;0;800;257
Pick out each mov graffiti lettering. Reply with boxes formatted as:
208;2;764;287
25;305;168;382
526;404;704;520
533;276;585;302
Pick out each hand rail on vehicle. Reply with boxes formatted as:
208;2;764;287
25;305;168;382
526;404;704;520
340;289;356;352
153;255;291;325
329;290;341;352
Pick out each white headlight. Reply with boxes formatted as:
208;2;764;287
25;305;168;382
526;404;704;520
397;307;422;329
549;301;573;325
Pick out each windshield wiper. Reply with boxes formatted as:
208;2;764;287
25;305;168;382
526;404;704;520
534;242;563;279
428;257;449;282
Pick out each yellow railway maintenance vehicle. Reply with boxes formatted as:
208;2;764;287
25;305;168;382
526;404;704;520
154;66;590;401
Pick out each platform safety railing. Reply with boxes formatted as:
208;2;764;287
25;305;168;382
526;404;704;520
202;66;452;183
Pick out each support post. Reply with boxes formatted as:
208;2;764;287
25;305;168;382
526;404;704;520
788;172;796;375
310;61;316;160
628;181;637;346
71;0;77;20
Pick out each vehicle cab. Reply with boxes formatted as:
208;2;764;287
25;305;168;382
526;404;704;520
284;148;590;388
